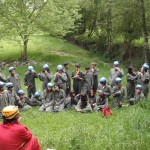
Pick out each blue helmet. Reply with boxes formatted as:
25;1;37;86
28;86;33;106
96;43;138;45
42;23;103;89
142;64;149;69
136;84;142;90
0;81;5;88
115;77;122;83
34;91;40;97
28;66;34;71
17;90;25;95
100;77;106;84
9;66;15;72
57;65;63;71
47;82;54;88
6;82;13;88
114;61;119;66
43;64;49;69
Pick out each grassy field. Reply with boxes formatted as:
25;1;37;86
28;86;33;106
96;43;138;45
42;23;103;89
0;35;150;150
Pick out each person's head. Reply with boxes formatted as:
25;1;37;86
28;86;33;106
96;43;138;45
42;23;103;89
34;91;40;98
53;84;60;91
89;89;94;97
115;77;122;87
92;62;96;68
142;63;149;72
43;64;49;72
85;66;90;73
99;77;107;85
75;63;80;69
63;62;69;69
80;93;88;102
57;65;63;73
17;90;25;99
9;66;16;75
135;84;142;94
98;92;106;99
128;66;134;74
6;82;14;91
47;82;54;91
0;81;5;91
69;90;75;97
114;61;119;67
2;105;20;124
28;66;34;73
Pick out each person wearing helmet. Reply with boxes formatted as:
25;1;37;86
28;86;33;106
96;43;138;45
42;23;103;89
137;64;150;98
16;90;31;111
97;77;111;98
94;92;108;111
39;83;55;112
0;106;41;150
82;66;94;96
54;65;67;92
39;64;52;91
75;93;92;113
109;61;124;88
128;84;145;105
5;82;20;105
30;91;42;106
64;90;80;109
63;62;71;96
72;63;84;95
0;82;7;114
111;77;125;108
24;66;38;98
91;62;99;94
7;66;21;93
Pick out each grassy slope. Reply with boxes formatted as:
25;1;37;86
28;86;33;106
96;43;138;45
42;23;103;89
0;35;150;150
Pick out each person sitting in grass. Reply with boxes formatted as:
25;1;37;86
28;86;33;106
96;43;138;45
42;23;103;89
16;90;31;111
128;84;145;105
64;90;80;109
94;92;108;111
0;105;41;150
39;83;55;112
30;91;42;106
75;93;92;113
111;77;125;108
88;89;96;109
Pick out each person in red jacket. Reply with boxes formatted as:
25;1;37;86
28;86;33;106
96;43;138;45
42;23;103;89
0;105;41;150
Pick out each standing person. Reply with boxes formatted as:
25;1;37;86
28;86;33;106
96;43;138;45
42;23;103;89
16;90;32;111
138;64;150;98
39;83;55;112
75;93;92;113
109;61;124;88
7;66;21;93
111;78;125;108
82;66;93;96
63;62;71;96
39;64;52;91
126;66;140;101
5;82;20;105
54;65;67;92
0;105;41;150
128;84;145;105
91;62;99;94
72;63;84;95
97;77;111;98
0;82;7;113
24;66;38;98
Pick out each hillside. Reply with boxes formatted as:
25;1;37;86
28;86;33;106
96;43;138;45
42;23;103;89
0;35;150;150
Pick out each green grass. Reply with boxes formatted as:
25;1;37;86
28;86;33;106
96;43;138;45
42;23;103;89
0;35;150;150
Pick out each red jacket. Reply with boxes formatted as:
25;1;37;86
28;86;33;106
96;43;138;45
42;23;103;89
0;122;41;150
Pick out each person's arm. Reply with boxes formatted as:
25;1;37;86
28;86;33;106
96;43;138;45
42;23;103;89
57;90;65;105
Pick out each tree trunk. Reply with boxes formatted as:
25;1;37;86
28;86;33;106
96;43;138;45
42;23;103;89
20;35;28;61
138;0;150;63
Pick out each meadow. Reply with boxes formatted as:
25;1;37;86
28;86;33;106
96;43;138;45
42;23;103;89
0;35;150;150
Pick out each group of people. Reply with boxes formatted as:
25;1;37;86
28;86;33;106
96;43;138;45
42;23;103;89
0;61;149;114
